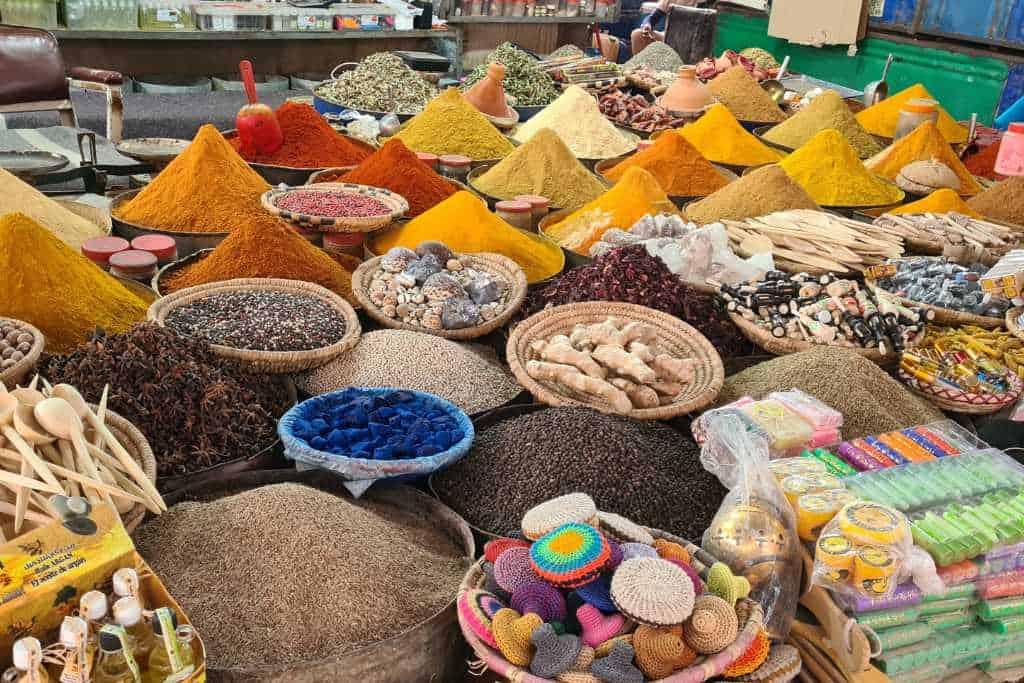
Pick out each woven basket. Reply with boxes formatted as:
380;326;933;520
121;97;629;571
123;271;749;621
261;183;409;233
458;528;765;683
352;253;528;341
727;312;907;366
98;406;158;533
307;167;481;207
147;278;361;374
507;302;725;419
865;280;1005;330
1008;308;1024;342
898;367;1024;415
0;318;44;389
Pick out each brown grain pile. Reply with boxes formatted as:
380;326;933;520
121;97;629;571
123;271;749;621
134;483;465;670
716;347;943;440
708;66;787;123
685;164;819;223
967;175;1024;227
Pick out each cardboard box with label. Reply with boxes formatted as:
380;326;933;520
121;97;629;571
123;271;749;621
768;0;868;47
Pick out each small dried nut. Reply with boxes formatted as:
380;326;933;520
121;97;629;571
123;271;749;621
9;351;24;363
446;258;464;272
411;293;425;304
16;333;32;345
1;359;14;369
382;304;398;318
370;291;386;306
383;293;399;306
1;347;13;360
396;303;413;318
480;306;497;321
422;313;443;329
16;342;30;354
395;273;416;288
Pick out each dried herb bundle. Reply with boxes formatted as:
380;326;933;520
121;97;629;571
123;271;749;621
41;324;288;479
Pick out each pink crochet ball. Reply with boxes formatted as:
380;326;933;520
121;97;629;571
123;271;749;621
512;581;567;623
494;546;541;593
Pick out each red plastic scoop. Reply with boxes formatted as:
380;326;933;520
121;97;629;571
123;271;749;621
234;59;283;156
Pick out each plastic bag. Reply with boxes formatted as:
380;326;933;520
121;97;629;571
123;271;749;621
700;411;802;639
812;500;922;601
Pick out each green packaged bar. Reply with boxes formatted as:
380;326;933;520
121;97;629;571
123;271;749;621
919;596;977;617
876;622;934;651
856;606;921;630
924;583;977;603
978;596;1024;621
988;615;1024;634
924;607;975;631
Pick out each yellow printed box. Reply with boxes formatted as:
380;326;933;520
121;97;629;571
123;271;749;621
0;502;133;664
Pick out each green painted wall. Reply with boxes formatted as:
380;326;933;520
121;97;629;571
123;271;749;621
713;11;1009;125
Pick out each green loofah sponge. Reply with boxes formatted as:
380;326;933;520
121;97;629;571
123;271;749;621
707;562;750;606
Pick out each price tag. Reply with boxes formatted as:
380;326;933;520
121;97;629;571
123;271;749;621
868;0;885;17
864;264;897;280
298;14;317;28
156;8;180;21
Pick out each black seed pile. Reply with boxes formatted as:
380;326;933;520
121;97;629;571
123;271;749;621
433;407;726;542
164;290;347;352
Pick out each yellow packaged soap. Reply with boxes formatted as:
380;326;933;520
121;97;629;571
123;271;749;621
740;399;814;452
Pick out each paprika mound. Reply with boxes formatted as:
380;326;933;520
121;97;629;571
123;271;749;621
370;191;564;284
602;132;729;197
779;129;904;207
679;104;783;168
162;212;356;303
230;101;372;169
865;121;981;196
856;83;968;144
114;124;270;233
0;212;147;353
336;139;456;217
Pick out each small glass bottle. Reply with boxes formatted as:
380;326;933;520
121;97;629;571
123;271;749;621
112;568;142;606
113;598;156;665
894;98;939;140
495;200;533;231
145;609;194;683
438;155;472;183
5;638;48;683
56;617;93;683
80;590;109;633
93;628;140;683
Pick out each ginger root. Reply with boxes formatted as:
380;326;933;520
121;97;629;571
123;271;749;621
652;354;697;384
526;361;632;413
592;345;657;384
626;341;655;363
651;381;683;397
531;339;606;379
572;318;659;348
609;378;659;409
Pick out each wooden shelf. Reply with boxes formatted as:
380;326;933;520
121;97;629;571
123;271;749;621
50;28;457;40
446;14;604;22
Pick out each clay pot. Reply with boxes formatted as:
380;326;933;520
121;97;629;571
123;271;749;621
464;63;515;119
657;66;715;114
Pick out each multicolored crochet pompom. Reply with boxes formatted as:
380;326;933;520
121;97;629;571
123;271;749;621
530;523;611;588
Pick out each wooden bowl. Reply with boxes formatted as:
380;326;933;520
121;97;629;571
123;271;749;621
0;318;44;388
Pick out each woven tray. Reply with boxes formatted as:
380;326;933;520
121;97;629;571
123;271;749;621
0;318;44;389
898;367;1023;415
261;182;409;233
865;280;1005;330
457;527;765;683
307;166;480;204
507;302;725;419
147;278;361;374
99;406;158;533
1008;308;1024;342
728;311;905;366
352;253;528;341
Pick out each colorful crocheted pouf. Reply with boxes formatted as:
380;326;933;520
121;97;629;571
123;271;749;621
724;627;771;678
458;588;506;649
607;539;624;569
523;493;599;540
495;546;542;593
610;557;696;627
512;581;567;623
492;608;543;666
576;574;617;613
484;537;532;564
633;624;697;679
530;523;611;588
683;594;739;654
598;510;655;545
734;644;802;683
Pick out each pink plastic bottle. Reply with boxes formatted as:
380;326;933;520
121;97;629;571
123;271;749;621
995;122;1024;176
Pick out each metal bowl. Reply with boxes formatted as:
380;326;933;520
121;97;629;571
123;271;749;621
221;128;378;186
110;190;228;259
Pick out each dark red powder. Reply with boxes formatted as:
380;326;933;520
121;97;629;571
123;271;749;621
964;141;1007;181
521;245;752;357
338;139;457;217
231;101;372;169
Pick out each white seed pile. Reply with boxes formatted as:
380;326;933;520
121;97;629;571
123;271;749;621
296;329;523;414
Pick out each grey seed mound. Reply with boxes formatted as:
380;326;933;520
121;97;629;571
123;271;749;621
296;329;522;414
716;347;943;440
433;407;725;542
624;42;684;73
133;483;465;670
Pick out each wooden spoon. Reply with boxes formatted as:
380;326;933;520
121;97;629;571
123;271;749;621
34;398;115;513
0;394;17;425
50;384;165;512
13;404;55;446
10;387;44;407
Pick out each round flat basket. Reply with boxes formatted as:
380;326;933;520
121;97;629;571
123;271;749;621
728;311;906;366
100;406;158;533
898;367;1023;415
0;318;44;388
508;302;725;419
147;278;361;374
352;253;528;340
457;528;765;683
262;183;409;233
866;280;1005;329
151;248;212;297
308;166;480;204
1008;307;1024;342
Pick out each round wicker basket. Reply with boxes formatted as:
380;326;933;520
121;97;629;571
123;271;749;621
0;318;44;389
458;528;765;683
898;367;1024;415
147;278;361;374
1007;307;1024;342
727;312;907;366
261;183;409;233
507;302;725;419
100;406;158;533
352;253;528;341
865;280;1004;330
